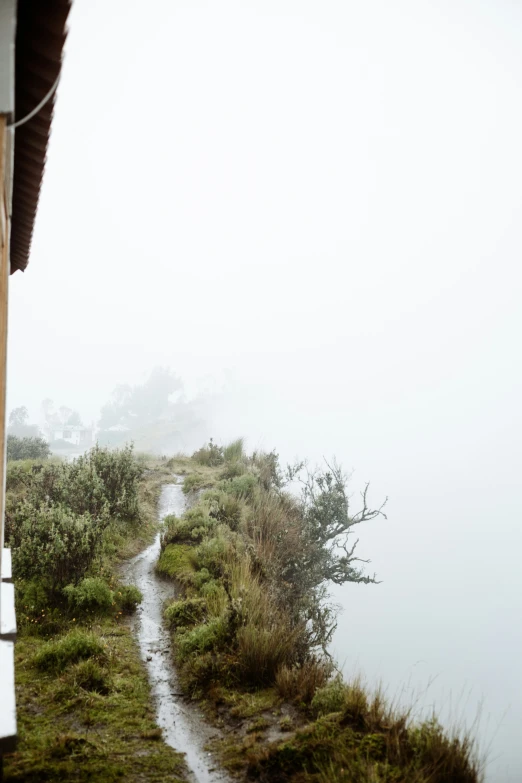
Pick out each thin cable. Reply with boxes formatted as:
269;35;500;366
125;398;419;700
7;72;61;130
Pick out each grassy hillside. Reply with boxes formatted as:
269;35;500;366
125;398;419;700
157;439;483;783
3;440;483;782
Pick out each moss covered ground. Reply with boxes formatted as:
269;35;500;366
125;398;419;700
5;624;187;782
4;455;189;783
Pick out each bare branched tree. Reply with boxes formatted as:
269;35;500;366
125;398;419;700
269;459;387;653
299;460;388;587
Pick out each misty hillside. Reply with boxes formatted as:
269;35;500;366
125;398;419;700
4;0;521;780
3;440;482;783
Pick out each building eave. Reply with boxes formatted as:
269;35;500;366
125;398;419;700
9;0;71;274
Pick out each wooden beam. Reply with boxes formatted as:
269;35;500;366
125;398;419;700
0;115;17;758
0;114;8;588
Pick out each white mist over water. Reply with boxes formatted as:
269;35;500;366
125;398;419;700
210;371;521;782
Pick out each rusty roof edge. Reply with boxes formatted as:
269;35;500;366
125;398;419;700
10;0;71;274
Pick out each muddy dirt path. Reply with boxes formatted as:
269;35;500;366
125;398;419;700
120;482;231;783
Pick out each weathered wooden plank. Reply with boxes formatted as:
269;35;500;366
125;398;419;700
0;639;17;753
0;114;8;586
1;548;12;582
0;582;16;640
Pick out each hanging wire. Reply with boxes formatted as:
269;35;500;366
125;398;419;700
7;73;61;130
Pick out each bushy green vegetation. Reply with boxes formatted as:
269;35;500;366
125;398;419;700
33;631;106;673
11;505;104;589
248;683;481;783
5;445;144;617
162;446;388;696
4;449;188;782
159;441;482;783
165;597;207;629
182;472;208;494
223;437;244;463
192;438;225;466
61;577;141;619
192;437;246;468
6;434;51;461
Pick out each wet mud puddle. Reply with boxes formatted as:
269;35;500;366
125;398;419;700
121;483;231;783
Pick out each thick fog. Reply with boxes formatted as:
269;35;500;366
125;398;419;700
7;0;522;779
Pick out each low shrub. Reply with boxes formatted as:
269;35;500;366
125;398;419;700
236;621;302;685
192;532;241;579
13;444;142;524
192;439;224;467
16;580;66;635
161;507;216;547
311;675;347;716
33;631;105;672
24;462;69;509
218;473;257;500
223;438;245;463
342;680;370;727
251;449;282;490
11;502;105;589
176;617;229;661
16;579;49;616
7;435;50;461
179;651;217;694
165;598;207;629
69;659;110;694
276;658;333;704
182;474;207;495
408;717;480;783
156;544;195;582
5;461;38;493
66;444;142;522
219;460;246;480
205;490;244;530
192;568;212;589
160;514;181;547
199;578;222;599
179;651;237;695
116;584;143;613
64;577;114;614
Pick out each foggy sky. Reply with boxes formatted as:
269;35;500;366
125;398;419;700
7;0;522;779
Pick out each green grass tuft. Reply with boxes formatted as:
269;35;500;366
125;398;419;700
69;659;111;694
33;630;105;673
155;543;195;582
223;438;245;463
176;618;229;661
115;584;143;613
182;473;207;494
165;598;207;629
63;577;114;614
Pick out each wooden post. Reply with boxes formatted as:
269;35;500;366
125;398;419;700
0;114;8;573
0;117;18;761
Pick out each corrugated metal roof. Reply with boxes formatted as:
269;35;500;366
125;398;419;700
10;0;71;274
